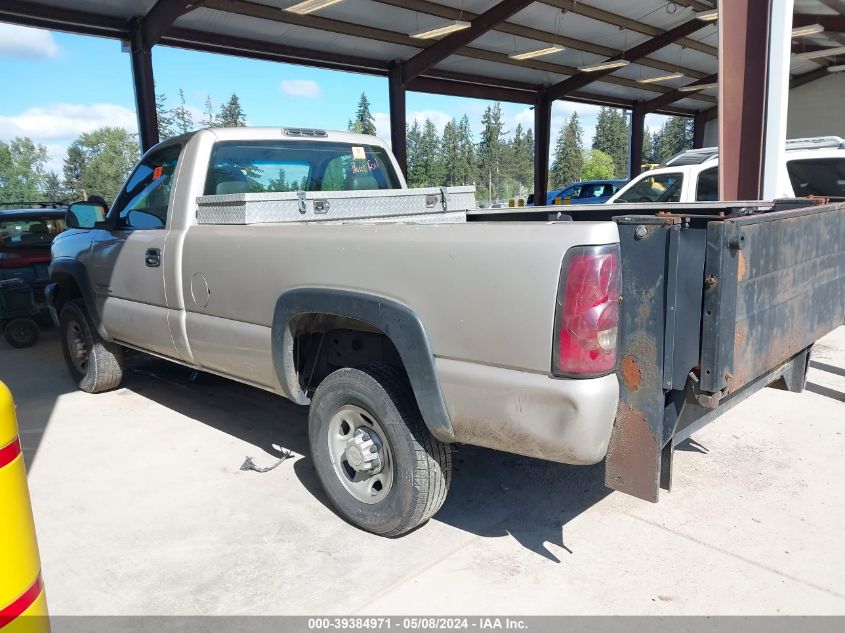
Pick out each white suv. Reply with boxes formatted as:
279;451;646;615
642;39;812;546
608;136;845;203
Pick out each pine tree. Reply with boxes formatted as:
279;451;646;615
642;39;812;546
348;92;376;135
456;114;477;187
156;93;175;140
406;120;425;187
655;116;694;163
201;96;216;128
478;103;506;203
507;123;533;193
592;107;629;178
550;112;584;189
440;119;461;186
172;89;194;135
216;93;246;127
419;119;442;186
41;171;65;200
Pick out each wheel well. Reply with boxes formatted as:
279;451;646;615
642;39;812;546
51;272;82;315
290;313;404;396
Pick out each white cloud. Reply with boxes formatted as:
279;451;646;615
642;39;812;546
280;79;322;98
0;103;137;141
409;109;452;133
373;112;391;145
0;24;59;60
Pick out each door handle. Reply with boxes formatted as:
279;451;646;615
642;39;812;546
145;248;161;268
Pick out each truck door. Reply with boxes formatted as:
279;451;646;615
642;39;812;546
90;143;183;357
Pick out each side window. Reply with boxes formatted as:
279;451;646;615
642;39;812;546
578;184;597;199
695;167;719;201
110;144;182;229
615;172;684;203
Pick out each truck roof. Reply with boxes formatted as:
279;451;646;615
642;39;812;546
193;126;392;150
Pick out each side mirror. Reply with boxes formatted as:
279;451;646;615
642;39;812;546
66;201;107;229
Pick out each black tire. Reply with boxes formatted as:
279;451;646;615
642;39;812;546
308;362;452;537
59;298;124;393
4;318;39;349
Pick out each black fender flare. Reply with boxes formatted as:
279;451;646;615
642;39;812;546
49;258;110;340
271;288;455;442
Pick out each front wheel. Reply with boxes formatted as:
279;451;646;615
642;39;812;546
4;318;39;349
60;299;124;393
308;362;452;537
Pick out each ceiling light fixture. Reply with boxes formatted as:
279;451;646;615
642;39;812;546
509;44;565;60
678;82;718;92
797;45;845;59
637;71;685;84
791;24;824;38
578;59;630;72
410;20;471;40
827;64;845;72
696;9;718;21
284;0;343;15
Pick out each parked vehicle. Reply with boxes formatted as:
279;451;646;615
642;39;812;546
47;128;845;536
528;180;626;206
608;136;845;203
0;203;66;347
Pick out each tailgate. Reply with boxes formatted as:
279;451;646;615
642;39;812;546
699;201;845;397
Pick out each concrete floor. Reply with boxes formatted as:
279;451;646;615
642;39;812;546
2;326;844;615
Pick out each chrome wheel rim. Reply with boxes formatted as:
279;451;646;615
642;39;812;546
327;404;393;504
66;319;89;374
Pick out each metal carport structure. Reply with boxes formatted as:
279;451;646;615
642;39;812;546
1;0;842;205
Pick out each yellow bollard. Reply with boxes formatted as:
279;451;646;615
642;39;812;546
0;381;48;632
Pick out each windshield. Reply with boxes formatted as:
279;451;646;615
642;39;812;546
614;172;683;203
0;216;66;250
787;158;845;198
204;140;402;196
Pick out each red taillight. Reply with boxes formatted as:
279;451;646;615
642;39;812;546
554;244;621;377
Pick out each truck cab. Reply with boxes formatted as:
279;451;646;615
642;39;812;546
608;136;845;204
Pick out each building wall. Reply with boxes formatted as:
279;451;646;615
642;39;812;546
702;73;845;146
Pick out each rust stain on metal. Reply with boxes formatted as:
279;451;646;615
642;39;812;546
605;402;660;502
737;251;747;281
620;355;641;391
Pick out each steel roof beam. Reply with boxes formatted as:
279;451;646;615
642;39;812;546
374;0;709;79
643;73;718;113
793;13;845;32
550;17;709;100
142;0;202;48
401;0;536;84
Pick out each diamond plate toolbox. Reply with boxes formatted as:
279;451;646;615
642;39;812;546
196;186;476;225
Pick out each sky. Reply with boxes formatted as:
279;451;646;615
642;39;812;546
0;22;670;175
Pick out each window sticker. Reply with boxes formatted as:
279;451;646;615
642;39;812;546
351;146;366;160
153;166;164;180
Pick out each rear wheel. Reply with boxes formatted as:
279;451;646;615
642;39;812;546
4;318;39;349
308;362;452;537
60;299;123;393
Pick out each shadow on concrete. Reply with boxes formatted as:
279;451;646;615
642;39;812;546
809;360;845;379
117;354;614;561
805;381;845;403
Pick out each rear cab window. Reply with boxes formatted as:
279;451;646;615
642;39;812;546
787;158;845;198
614;172;684;203
204;140;401;196
695;167;719;201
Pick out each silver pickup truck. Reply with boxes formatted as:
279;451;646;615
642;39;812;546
48;127;845;536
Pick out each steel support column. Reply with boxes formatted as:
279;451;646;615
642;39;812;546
718;0;772;200
129;18;159;153
693;111;707;148
629;102;645;179
533;87;552;207
388;63;407;178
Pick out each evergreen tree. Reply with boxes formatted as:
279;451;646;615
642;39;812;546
156;93;175;140
507;123;533;193
419;119;442;186
478;103;506;203
655;116;694;163
456;114;477;187
0;138;49;201
550;112;583;189
172;89;194;135
63;127;139;202
440;119;461;186
216;93;246;127
592;107;629;178
201;96;216;128
406;120;425;187
41;172;65;201
348;92;377;135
